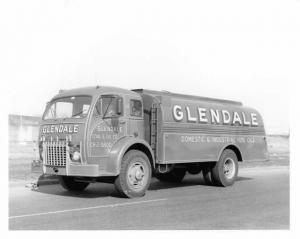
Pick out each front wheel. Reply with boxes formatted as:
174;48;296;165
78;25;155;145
58;176;89;191
211;149;238;186
114;150;152;198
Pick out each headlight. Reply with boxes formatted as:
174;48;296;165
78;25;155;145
69;143;81;162
72;151;81;162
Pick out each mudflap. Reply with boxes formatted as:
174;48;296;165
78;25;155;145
25;159;44;190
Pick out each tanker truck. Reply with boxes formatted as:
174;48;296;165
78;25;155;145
31;86;267;198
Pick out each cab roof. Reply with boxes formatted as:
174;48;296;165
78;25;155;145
51;86;139;101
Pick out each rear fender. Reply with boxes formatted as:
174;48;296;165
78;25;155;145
218;144;243;162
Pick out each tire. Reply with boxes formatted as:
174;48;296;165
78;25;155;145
187;164;202;175
114;150;152;198
156;167;186;183
211;149;238;187
202;167;215;185
58;176;89;191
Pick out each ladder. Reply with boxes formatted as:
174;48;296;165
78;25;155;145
150;104;158;159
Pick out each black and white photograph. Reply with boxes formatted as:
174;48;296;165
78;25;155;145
2;0;299;235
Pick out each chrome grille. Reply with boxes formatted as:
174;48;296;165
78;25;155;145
44;141;67;167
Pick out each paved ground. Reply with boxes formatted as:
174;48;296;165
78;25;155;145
9;166;289;230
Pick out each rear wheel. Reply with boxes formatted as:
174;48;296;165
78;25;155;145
187;164;202;175
58;176;89;191
202;167;215;185
114;150;152;198
156;167;186;183
211;149;238;186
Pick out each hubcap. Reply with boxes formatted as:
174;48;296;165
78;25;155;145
127;162;147;190
223;158;235;179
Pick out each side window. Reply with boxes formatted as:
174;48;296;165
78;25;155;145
102;97;118;117
130;100;142;117
93;95;123;117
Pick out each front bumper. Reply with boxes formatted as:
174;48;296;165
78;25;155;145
32;158;103;177
43;163;100;177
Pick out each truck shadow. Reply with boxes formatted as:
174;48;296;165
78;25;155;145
149;175;251;191
34;175;252;199
35;183;120;198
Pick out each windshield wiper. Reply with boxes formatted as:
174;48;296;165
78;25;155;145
72;111;83;118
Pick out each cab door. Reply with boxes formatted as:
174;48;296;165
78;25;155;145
127;98;144;139
87;95;127;158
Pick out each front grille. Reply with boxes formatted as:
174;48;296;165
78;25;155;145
44;141;67;167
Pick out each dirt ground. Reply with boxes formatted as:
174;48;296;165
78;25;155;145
8;135;289;181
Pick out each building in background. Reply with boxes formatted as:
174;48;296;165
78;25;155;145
9;114;41;144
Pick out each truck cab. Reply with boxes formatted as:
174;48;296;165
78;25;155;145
39;86;154;197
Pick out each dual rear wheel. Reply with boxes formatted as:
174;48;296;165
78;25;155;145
202;149;238;186
155;167;186;183
155;149;239;187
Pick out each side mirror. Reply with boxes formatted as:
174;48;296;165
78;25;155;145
117;98;122;115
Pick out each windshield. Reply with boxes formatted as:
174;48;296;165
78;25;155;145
43;96;92;120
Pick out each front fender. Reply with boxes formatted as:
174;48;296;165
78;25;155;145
106;136;154;176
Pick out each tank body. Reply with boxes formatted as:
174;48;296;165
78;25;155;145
134;89;267;164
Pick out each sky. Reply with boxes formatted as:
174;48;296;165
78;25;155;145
2;0;300;134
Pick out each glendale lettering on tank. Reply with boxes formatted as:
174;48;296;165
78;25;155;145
173;105;259;126
42;124;79;134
